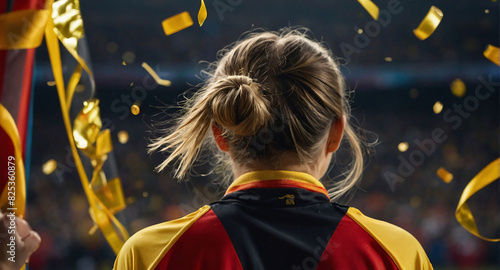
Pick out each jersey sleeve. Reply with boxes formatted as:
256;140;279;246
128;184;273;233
346;207;433;270
113;205;211;270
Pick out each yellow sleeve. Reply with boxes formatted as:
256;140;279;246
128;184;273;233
113;205;211;270
346;207;433;270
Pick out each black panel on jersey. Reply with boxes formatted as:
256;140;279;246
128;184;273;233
210;188;348;270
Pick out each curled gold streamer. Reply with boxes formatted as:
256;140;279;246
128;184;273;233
0;104;26;218
456;158;500;242
413;6;443;41
357;0;379;21
142;62;172;87
483;45;500;66
198;0;208;26
45;0;128;254
162;11;194;36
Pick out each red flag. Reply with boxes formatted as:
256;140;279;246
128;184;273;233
0;0;46;217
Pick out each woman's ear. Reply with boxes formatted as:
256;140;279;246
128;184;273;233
326;115;346;153
211;123;229;152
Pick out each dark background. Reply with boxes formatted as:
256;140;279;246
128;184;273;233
25;0;499;269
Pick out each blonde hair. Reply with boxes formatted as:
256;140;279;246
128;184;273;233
149;28;369;201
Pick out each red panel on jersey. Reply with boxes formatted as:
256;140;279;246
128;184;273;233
316;215;399;270
155;210;243;270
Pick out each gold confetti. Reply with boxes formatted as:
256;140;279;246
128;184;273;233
413;6;443;40
198;0;207;26
47;81;56;86
131;104;140;115
409;88;418;99
142;191;149;197
433;101;443;114
122;61;126;66
483;44;499;66
437;167;453;183
42;159;57;175
162;11;194;36
485;9;490;14
117;130;129;144
398;142;409;152
122;51;136;64
410;196;421;208
106;42;118;53
384;57;393;62
357;0;379;20
357;28;363;34
130;82;134;86
135;180;144;189
142;62;172;87
75;84;85;93
125;196;136;205
450;78;466;98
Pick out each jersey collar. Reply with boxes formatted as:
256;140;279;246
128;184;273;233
225;170;329;199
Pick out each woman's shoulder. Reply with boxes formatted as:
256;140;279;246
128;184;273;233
344;207;433;270
113;205;211;270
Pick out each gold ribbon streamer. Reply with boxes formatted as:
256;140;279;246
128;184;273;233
45;0;129;254
483;45;500;66
357;0;379;21
456;158;500;242
0;9;49;50
162;11;194;36
0;104;26;219
413;6;443;41
51;0;95;97
198;0;207;26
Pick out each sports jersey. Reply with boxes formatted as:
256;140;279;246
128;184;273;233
114;170;433;270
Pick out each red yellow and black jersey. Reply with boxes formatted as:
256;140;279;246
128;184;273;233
114;170;433;270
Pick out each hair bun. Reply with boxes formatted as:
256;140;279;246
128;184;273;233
210;75;271;136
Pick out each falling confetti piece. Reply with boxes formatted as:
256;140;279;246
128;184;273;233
125;196;136;205
47;81;56;86
384;57;393;62
42;159;57;175
357;0;379;20
437;167;453;183
122;51;136;64
198;0;207;26
357;28;363;34
130;82;134;86
142;62;172;87
117;130;129;144
483;45;500;66
142;191;149;197
398;142;409;152
485;9;490;14
131;104;140;115
409;88;419;99
433;101;443;114
122;61;126;66
450;78;466;98
75;84;85;93
162;11;194;36
135;180;144;189
413;6;443;40
106;42;118;53
410;196;421;208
